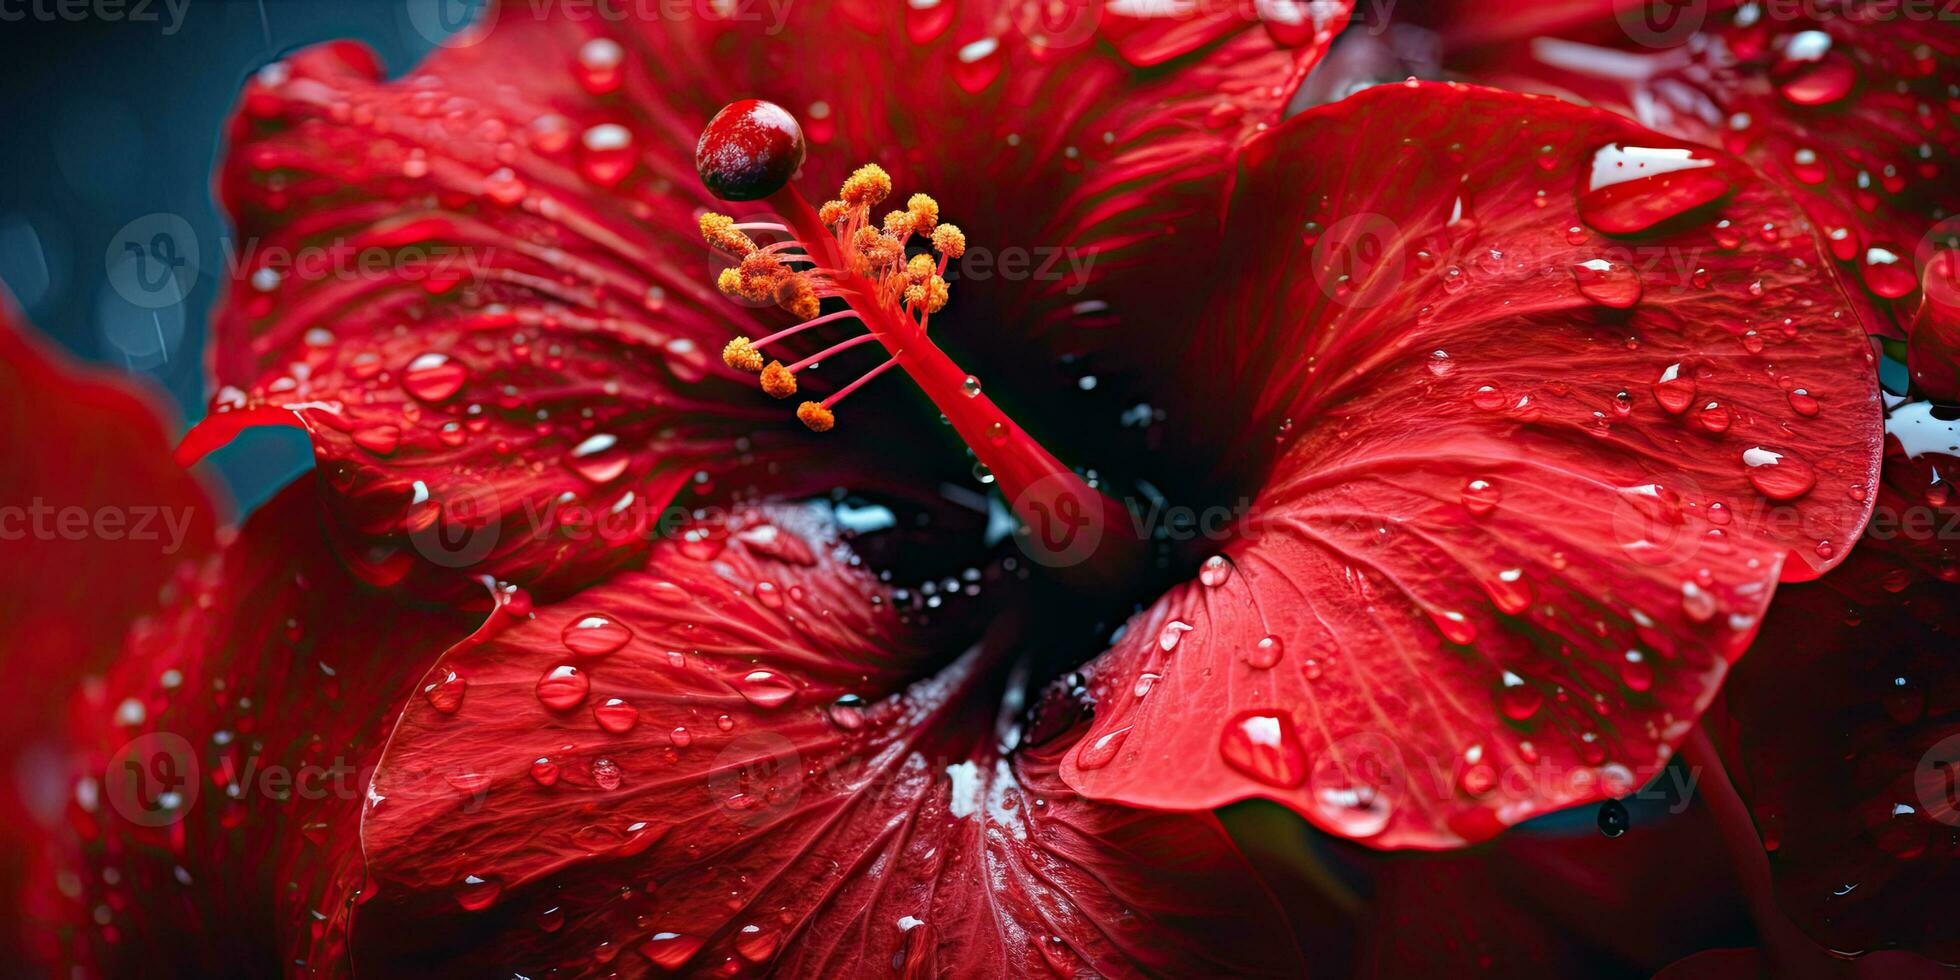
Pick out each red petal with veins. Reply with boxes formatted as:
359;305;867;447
1431;0;1960;341
353;506;1301;977
0;302;218;969
206;2;1345;597
27;483;480;976
1061;83;1882;848
1708;404;1960;959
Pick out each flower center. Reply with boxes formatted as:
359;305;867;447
694;100;1131;575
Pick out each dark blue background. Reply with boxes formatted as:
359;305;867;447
0;0;481;510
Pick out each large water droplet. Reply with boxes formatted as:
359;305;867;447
1460;478;1500;516
1198;555;1232;587
1498;671;1543;720
456;874;502;911
640;932;704;970
1579;144;1733;234
561;613;631;656
736;669;797;709
536;664;590;710
402;352;468;402
1076;726;1130;770
594;697;639;733
1741;445;1817;500
591;757;622;790
1570;257;1642;308
1219;711;1307;787
1652;362;1695;414
423;668;465;714
1245;635;1284;670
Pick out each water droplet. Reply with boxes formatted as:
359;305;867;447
717;714;735;731
1741;446;1817;500
530;757;560;786
1653;362;1695;414
402;352;467;402
960;374;982;397
561;613;631;656
669;726;692;747
1076;726;1130;770
423;669;465;714
735;923;779;963
1485;568;1532;615
1570;257;1642;308
536;664;590;710
594;697;639;733
1788;388;1820;417
1428;349;1455;377
1681;580;1719;622
1460;478;1500;516
569;432;628;484
1431;609;1477;645
578;122;636;186
1198;555;1232;587
640;932;704;970
353;424;401;456
591;757;622;790
1157;620;1194;652
828;694;867;731
1860;243;1917;299
1597;799;1629;837
1498;671;1543;720
456;874;501;911
736;669;796;709
1579;144;1734;234
1245;635;1284;670
1697;400;1732;433
1219;711;1307;787
950;36;1002;93
1621;649;1654;692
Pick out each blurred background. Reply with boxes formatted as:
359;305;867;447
0;0;489;511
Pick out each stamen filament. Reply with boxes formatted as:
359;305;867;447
734;222;791;233
822;355;902;408
750;309;861;349
789;333;881;373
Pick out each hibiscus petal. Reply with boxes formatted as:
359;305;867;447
27;483;481;975
1709;400;1960;959
353;504;1302;977
205;1;1346;598
1428;1;1960;341
0;301;220;968
1060;83;1883;848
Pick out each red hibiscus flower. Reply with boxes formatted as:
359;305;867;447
8;0;1954;976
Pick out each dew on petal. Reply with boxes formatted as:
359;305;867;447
1219;711;1307;788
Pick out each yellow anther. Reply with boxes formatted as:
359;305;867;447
797;401;835;432
699;213;757;256
818;199;849;225
882;209;915;238
931;223;965;259
723;337;764;372
906;194;939;234
904;275;949;314
761;360;798;398
775;276;821;321
853;226;902;269
716;267;743;295
840;164;891;208
905;253;936;282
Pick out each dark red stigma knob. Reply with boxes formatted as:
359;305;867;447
696;99;806;202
